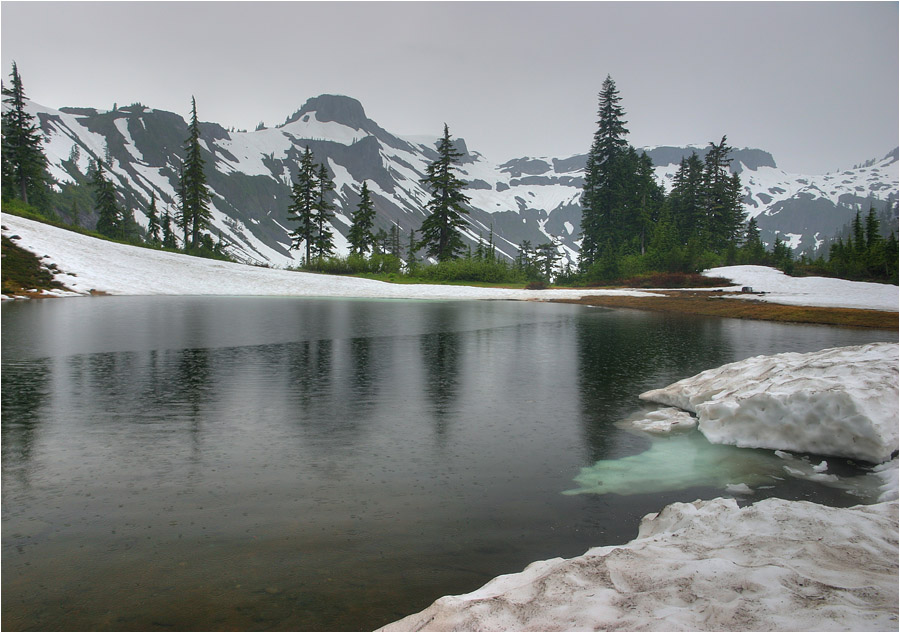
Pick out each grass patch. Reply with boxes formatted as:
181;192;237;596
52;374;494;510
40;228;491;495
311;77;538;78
1;234;71;297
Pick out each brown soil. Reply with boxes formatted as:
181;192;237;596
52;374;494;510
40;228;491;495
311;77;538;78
553;290;899;329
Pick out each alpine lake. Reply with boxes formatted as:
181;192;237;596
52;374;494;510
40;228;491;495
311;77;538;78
2;296;896;631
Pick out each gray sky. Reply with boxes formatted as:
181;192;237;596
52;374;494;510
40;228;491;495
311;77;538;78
2;1;897;173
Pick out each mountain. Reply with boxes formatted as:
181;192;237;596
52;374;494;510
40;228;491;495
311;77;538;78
24;94;899;267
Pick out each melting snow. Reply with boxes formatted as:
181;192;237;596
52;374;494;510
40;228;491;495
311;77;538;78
640;342;898;464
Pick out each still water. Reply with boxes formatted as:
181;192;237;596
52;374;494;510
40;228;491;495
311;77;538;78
2;297;896;631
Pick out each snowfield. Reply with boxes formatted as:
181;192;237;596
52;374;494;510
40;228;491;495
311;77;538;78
2;214;898;313
705;265;899;312
0;214;650;302
2;213;898;631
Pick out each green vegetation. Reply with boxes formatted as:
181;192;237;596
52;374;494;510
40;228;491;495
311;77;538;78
417;124;471;261
790;208;898;285
577;75;748;285
288;146;337;264
1;233;69;296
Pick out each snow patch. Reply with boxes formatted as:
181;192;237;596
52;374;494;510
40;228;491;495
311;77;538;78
381;497;899;632
640;342;899;463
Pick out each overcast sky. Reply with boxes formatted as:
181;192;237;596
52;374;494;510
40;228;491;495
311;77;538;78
2;1;897;173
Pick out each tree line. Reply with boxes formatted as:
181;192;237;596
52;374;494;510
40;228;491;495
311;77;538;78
2;63;896;286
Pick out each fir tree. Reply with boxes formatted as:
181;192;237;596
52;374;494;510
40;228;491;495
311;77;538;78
287;146;318;263
406;228;418;265
312;163;335;260
668;153;706;244
703;136;744;253
580;75;629;269
180;97;213;249
162;206;177;249
417;124;471;261
389;222;401;258
348;181;377;255
146;192;161;243
740;216;766;264
92;161;123;238
1;62;51;208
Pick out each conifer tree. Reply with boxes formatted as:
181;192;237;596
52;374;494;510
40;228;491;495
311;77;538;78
288;146;318;263
348;180;377;255
864;207;882;250
417;124;471;261
180;97;213;249
162;206;177;249
312;163;335;260
740;216;766;264
669;153;707;244
146;192;161;243
580;75;629;269
702;136;744;253
92;161;123;238
1;62;51;208
406;228;418;265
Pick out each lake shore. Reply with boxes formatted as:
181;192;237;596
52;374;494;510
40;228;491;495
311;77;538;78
553;290;899;329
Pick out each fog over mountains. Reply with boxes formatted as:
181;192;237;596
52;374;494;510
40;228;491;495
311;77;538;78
29;94;899;267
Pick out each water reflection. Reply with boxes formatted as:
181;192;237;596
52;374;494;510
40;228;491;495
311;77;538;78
1;359;50;485
574;310;739;463
419;306;462;430
1;297;896;632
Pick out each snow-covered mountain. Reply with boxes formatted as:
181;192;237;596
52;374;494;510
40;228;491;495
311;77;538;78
26;94;899;267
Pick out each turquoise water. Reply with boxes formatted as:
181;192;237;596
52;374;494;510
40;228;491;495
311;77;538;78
2;297;895;630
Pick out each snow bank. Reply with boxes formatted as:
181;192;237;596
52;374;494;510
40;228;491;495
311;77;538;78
640;343;899;464
380;497;898;632
0;214;650;302
705;264;899;312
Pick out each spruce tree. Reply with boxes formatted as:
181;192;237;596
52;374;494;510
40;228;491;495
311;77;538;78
406;228;418;266
180;97;213;249
312;163;335;261
580;75;629;269
669;153;706;244
1;62;51;208
702;136;744;253
146;192;161;243
92;161;123;238
417;124;471;261
348;181;377;255
287;146;318;263
162;206;177;249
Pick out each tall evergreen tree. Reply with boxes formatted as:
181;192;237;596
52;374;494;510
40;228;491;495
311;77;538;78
1;62;51;208
406;228;418;265
864;206;882;250
348;180;377;255
146;192;161;243
287;146;318;263
580;75;629;269
312;163;335;260
702;136;744;253
740;216;766;264
162;206;177;249
417;124;471;261
179;97;212;249
668;152;706;244
92;161;123;238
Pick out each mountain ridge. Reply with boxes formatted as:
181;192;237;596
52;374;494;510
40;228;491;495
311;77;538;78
20;93;899;268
